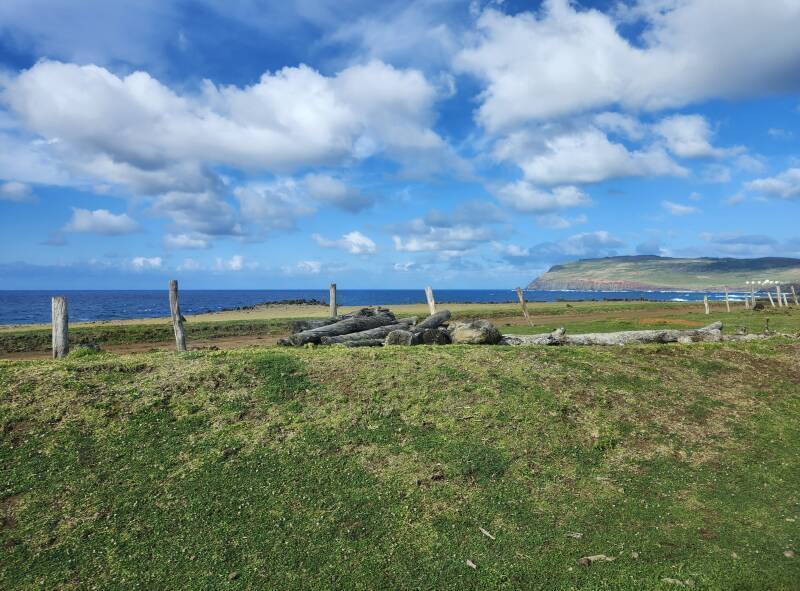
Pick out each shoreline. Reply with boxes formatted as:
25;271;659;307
0;290;757;328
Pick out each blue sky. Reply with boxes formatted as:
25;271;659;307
1;0;799;289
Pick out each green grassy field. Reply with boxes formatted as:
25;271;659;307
0;318;294;354
2;342;799;589
2;300;798;355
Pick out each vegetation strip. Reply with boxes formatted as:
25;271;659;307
3;301;799;355
1;342;799;588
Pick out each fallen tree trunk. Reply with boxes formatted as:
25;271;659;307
500;322;723;346
722;332;798;342
413;310;451;332
291;317;338;333
319;318;417;344
290;307;393;334
340;339;385;348
281;309;398;346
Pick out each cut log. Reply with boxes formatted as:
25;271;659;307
319;318;417;344
722;333;788;342
500;322;723;346
290;308;395;334
413;309;451;332
385;330;418;346
449;320;502;344
283;310;398;346
419;327;451;345
291;318;338;333
341;339;385;347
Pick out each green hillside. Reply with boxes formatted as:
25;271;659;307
528;256;800;291
2;343;800;589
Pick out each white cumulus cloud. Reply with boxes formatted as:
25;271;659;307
1;59;450;195
494;181;590;213
164;233;210;249
313;230;377;254
214;255;246;271
745;168;800;199
0;181;38;202
130;256;162;270
654;114;732;159
64;208;139;235
494;126;686;185
456;0;800;131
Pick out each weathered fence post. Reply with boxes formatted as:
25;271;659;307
767;290;775;307
515;287;534;326
703;295;710;315
329;283;338;318
784;293;790;307
724;287;730;312
51;296;69;359
776;285;783;308
792;285;799;306
169;280;186;352
424;286;436;315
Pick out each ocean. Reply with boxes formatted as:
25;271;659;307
0;289;748;325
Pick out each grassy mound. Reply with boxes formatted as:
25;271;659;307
2;343;799;589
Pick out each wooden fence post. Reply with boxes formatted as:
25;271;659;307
424;286;436;315
515;287;534;326
703;295;710;315
51;296;69;359
776;286;783;308
329;283;338;318
767;290;775;307
169;280;186;352
792;285;799;306
724;287;730;312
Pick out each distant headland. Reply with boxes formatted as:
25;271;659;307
528;255;800;291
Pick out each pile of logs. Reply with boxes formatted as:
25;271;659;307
278;308;795;348
278;307;455;347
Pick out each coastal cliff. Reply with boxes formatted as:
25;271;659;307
528;255;800;291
